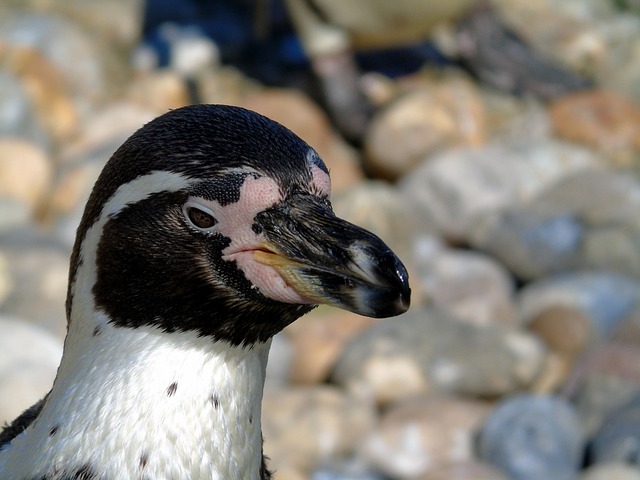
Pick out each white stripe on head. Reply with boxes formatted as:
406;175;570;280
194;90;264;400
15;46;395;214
70;170;191;334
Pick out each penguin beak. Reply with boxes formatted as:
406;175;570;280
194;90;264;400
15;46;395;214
254;195;410;318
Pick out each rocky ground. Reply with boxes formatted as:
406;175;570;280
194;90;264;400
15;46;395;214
2;0;640;479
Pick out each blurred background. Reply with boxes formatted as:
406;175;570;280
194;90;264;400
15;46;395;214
1;0;640;479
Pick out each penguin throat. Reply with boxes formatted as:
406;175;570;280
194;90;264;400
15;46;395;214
0;322;271;480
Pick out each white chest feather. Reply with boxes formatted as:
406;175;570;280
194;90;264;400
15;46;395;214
0;322;270;480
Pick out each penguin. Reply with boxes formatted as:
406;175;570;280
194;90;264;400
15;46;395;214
0;104;410;480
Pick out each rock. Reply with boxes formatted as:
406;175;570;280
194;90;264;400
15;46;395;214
0;13;111;110
400;139;601;241
364;74;487;180
580;464;640;480
331;309;546;404
411;238;518;328
419;461;508;480
332;181;432;265
0;72;48;147
518;272;640;339
360;395;491;479
0;139;53;212
265;332;293;388
311;458;387;480
590;392;640;466
284;307;374;384
528;306;595;358
569;344;640;436
0;251;12;307
238;88;363;194
477;394;584;480
0;234;70;339
473;170;640;279
550;90;640;166
125;70;190;113
0;316;63;425
262;386;376;474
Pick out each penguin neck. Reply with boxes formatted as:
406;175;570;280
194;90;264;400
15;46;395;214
2;314;271;480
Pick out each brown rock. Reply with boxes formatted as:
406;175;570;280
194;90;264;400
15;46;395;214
126;70;190;113
364;75;487;180
262;386;375;473
238;88;363;193
550;90;640;165
284;307;374;384
529;305;595;357
420;461;508;480
0;139;52;211
580;463;640;480
361;395;491;479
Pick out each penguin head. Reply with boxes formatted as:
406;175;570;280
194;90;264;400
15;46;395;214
67;105;410;345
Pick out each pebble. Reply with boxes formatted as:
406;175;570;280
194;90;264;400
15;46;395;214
528;305;594;358
550;90;640;165
411;238;518;328
363;74;486;180
0;71;48;147
262;386;376;474
419;461;508;480
360;394;490;479
518;272;640;339
589;392;640;466
284;307;374;385
580;464;640;480
0;316;63;426
0;139;53;212
400;138;601;241
331;309;545;403
477;394;585;480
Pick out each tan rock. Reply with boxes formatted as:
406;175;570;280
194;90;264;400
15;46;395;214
364;75;487;180
420;461;508;480
126;70;191;113
529;305;594;357
284;307;374;384
550;90;640;166
361;394;491;479
580;463;640;480
262;386;375;473
0;139;52;211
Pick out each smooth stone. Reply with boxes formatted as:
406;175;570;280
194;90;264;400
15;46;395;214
265;332;293;388
419;461;509;480
360;394;490;479
0;198;32;234
0;316;63;426
0;234;71;339
311;458;387;480
477;394;584;480
550;90;640;166
569;344;640;436
363;74;486;180
528;305;595;358
331;308;546;404
0;13;108;110
262;386;376;474
472;165;640;280
0;251;12;307
0;139;53;211
411;237;518;328
284;307;374;385
590;392;640;466
125;70;191;113
580;463;640;480
399;139;601;241
0;72;48;147
518;272;640;339
238;88;363;194
332;181;433;265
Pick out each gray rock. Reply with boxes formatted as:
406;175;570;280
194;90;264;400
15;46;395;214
331;308;545;404
399;139;601;241
477;394;584;480
0;316;63;425
0;72;48;147
518;272;640;338
471;170;640;280
0;232;71;339
412;237;518;327
590;392;640;465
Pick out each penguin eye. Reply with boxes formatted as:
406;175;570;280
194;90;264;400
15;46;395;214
183;202;217;231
